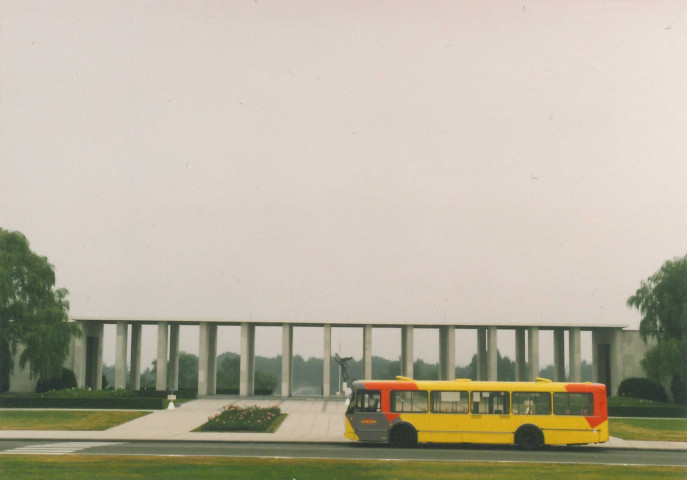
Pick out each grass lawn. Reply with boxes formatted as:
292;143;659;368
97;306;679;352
610;417;687;442
0;456;684;480
0;410;149;431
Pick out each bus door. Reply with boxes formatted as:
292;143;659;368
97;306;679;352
464;390;512;444
346;389;388;442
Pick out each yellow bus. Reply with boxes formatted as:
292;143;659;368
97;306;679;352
344;377;608;449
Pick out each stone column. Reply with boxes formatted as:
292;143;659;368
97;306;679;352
487;326;498;381
439;326;455;380
129;323;142;390
515;328;527;381
528;327;539;381
74;323;106;390
156;322;169;391
240;323;255;396
281;324;293;398
198;322;210;396
73;321;87;388
92;323;105;390
207;324;217;395
553;329;566;382
401;326;414;378
115;321;128;389
477;328;487;381
568;328;582;382
363;325;373;380
323;324;331;397
610;328;623;396
168;324;180;391
591;329;600;384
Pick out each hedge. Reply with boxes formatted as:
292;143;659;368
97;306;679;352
215;388;273;396
608;405;687;418
130;389;197;399
0;396;168;409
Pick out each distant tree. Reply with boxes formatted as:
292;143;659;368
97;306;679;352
216;353;239;389
627;254;687;404
455;362;473;380
371;356;395;379
413;359;439;380
538;365;555;380
0;229;80;382
102;364;115;388
458;351;514;381
216;352;277;392
382;359;401;380
497;352;515;381
177;352;198;389
140;366;156;389
142;352;199;390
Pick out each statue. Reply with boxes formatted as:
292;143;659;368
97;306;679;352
334;353;353;394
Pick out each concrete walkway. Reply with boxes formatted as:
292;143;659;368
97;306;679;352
1;398;685;451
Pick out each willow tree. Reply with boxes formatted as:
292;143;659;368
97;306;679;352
0;229;80;388
627;254;687;404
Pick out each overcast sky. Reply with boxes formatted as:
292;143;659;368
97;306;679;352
2;1;686;369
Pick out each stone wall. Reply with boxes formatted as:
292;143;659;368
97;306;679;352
8;345;38;393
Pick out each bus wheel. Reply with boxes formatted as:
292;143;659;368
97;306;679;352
389;424;417;448
515;425;543;451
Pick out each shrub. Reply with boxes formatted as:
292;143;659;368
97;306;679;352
36;368;77;393
617;377;668;403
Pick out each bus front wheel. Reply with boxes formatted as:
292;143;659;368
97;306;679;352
389;424;417;448
515;425;544;451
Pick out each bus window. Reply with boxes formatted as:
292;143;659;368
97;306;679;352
512;392;551;415
350;390;381;413
390;390;428;413
430;391;469;413
553;393;594;416
471;391;510;414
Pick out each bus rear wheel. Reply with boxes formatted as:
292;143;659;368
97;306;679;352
389;424;417;448
515;425;544;451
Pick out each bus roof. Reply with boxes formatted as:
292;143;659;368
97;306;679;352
351;377;606;393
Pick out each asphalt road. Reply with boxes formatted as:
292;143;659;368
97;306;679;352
0;440;686;467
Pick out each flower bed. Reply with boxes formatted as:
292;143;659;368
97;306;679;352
196;404;284;432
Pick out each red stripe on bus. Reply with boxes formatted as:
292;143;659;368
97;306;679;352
385;413;401;423
361;381;419;391
564;383;604;393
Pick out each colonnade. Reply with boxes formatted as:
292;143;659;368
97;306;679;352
72;319;625;397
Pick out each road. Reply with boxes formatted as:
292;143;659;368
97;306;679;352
0;440;685;467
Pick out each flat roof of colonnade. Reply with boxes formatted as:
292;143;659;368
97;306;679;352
71;316;628;330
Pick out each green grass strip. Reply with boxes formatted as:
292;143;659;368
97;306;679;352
0;456;684;480
610;417;687;442
0;410;149;431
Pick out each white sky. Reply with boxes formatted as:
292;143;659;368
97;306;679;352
2;1;686;369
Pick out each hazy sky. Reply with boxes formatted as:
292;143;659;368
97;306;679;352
2;1;686;369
